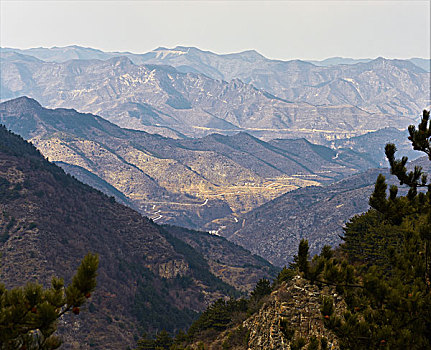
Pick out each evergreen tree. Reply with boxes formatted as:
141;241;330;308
0;253;99;350
290;239;310;277
316;109;431;349
274;266;296;286
250;278;272;301
154;330;173;350
186;298;232;337
386;109;431;287
135;333;156;350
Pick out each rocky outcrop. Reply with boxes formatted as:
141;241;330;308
156;259;189;279
245;276;345;349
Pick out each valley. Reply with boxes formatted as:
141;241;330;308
221;168;392;266
1;0;431;346
0;125;277;347
0;48;429;348
0;97;378;232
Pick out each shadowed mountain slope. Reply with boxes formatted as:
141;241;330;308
328;127;422;166
0;125;276;348
162;225;278;292
222;154;431;267
221;168;393;266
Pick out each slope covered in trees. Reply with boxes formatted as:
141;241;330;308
162;110;431;350
0;125;275;348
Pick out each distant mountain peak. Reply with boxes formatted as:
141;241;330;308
151;46;191;59
153;46;169;51
173;45;193;52
151;46;266;61
108;55;134;66
367;56;426;72
232;131;256;139
0;50;44;62
1;96;42;110
236;49;264;58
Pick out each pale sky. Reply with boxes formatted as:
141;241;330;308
1;0;430;60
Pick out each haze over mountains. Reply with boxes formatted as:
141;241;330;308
2;96;426;269
1;46;429;142
308;56;431;71
2;45;430;71
1;46;429;270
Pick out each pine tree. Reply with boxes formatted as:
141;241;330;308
320;109;431;349
289;239;310;278
386;109;431;288
0;253;99;350
250;278;272;301
154;330;173;349
135;333;155;350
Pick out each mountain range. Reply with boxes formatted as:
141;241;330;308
1;47;429;142
308;56;430;71
0;97;379;231
0;123;276;348
2;97;428;267
1;44;429;280
2;44;430;348
2;45;430;71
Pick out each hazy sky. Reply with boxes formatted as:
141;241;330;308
1;0;430;60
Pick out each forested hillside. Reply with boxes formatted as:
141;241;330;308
159;111;431;350
0;125;275;348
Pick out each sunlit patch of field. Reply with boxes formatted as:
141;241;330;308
198;176;320;213
138;176;321;228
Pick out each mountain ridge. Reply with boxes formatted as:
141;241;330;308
2;45;429;71
0;123;276;348
0;97;381;232
221;168;393;266
2;51;427;142
220;153;431;266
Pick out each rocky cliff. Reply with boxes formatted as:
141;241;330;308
186;276;346;350
245;277;345;349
